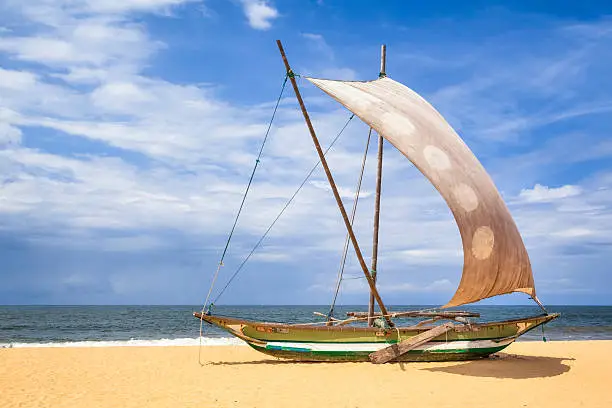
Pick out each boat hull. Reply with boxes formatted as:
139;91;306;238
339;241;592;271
195;312;558;362
249;337;514;362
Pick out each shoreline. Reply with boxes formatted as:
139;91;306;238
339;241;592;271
2;341;610;407
0;337;246;348
2;336;611;349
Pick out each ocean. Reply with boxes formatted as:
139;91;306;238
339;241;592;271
1;305;611;348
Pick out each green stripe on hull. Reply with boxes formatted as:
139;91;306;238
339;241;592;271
249;343;510;362
267;345;310;353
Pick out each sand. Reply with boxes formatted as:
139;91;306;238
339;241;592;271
1;341;610;408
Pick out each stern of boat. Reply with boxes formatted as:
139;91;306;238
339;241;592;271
514;313;559;337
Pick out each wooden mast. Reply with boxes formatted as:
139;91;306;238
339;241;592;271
379;44;387;77
368;44;386;327
276;40;393;327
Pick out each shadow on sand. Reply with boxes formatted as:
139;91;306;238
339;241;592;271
205;359;355;366
206;354;574;379
421;353;574;379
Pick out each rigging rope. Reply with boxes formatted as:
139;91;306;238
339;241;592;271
210;113;356;305
199;75;287;365
200;75;287;313
340;275;366;280
328;128;372;320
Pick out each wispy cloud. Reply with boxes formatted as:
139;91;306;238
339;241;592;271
377;279;454;293
518;184;582;203
421;21;612;150
309;179;372;199
308;277;454;295
301;32;358;80
240;0;279;30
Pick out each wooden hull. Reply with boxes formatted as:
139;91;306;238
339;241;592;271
194;312;559;362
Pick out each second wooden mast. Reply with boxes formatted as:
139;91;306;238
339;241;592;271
368;45;386;327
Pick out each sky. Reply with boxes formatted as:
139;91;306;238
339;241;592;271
0;0;611;306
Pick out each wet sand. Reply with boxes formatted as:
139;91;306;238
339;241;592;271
1;341;610;407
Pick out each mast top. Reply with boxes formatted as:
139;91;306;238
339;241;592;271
379;44;387;78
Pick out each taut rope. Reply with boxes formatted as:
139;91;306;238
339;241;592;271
199;74;287;365
328;127;372;321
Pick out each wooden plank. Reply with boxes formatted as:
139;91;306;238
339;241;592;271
369;323;455;364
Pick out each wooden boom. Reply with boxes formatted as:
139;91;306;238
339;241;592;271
347;311;480;319
369;322;456;364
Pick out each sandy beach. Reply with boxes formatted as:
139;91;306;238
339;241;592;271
1;340;610;408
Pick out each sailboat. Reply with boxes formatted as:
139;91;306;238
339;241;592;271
195;41;559;363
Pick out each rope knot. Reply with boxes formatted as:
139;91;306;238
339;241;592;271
205;303;214;315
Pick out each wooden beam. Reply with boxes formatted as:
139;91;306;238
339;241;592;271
348;311;480;319
369;323;455;364
276;40;393;328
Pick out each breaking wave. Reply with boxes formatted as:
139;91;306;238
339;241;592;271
0;337;246;348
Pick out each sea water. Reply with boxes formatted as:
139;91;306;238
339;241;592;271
1;305;611;348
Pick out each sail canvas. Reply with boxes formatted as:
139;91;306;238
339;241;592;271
307;76;535;308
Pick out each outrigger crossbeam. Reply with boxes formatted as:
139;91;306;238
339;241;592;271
346;310;480;319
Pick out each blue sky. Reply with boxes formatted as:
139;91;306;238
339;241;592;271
0;0;611;306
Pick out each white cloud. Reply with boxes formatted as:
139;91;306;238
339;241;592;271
509;176;612;254
82;0;196;14
387;249;462;266
6;0;197;18
0;1;258;245
518;184;582;203
552;228;594;238
0;21;157;73
240;0;279;30
302;33;323;41
0;1;181;88
308;277;455;294
250;250;293;263
0;68;38;90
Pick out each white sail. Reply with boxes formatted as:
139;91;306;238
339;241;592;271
307;76;535;308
